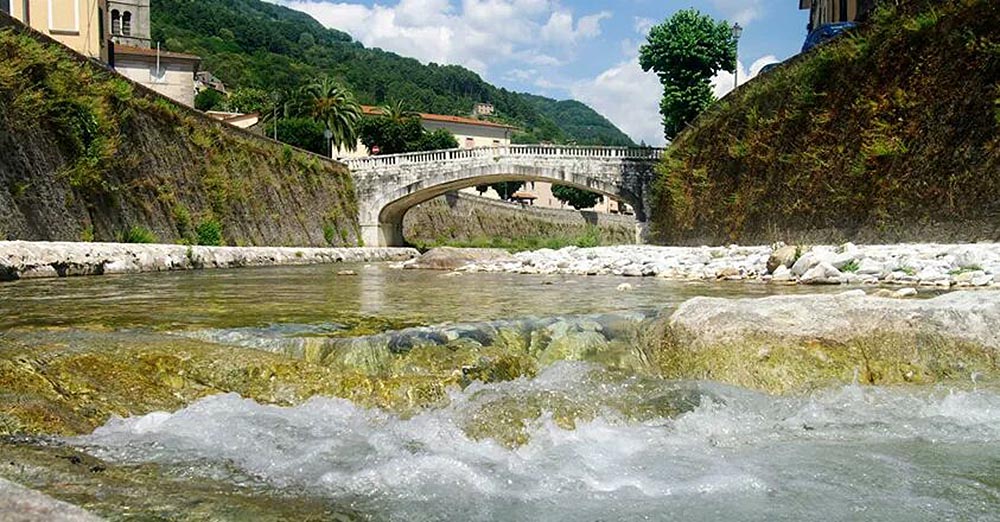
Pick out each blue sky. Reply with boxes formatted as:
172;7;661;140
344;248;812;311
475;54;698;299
269;0;811;145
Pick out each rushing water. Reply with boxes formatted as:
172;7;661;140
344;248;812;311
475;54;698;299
73;363;1000;522
1;264;998;520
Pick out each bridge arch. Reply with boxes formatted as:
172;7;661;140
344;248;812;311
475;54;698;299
348;146;664;247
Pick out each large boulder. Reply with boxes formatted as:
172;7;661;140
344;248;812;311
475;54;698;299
669;290;1000;350
766;245;799;274
403;247;517;271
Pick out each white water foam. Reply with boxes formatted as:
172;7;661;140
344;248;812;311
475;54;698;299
72;363;1000;521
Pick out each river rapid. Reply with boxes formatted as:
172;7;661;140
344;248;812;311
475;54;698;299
1;263;998;520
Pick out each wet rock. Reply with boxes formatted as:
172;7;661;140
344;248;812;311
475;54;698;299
404;247;516;271
771;265;793;283
0;477;103;521
617;283;634;292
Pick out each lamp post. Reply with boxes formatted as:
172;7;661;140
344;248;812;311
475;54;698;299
323;127;333;158
732;22;743;90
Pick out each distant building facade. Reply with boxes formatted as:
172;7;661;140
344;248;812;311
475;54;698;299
800;0;878;29
3;0;109;61
195;71;227;95
113;44;200;106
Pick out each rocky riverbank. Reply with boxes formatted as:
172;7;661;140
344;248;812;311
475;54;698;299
0;241;419;281
456;243;1000;287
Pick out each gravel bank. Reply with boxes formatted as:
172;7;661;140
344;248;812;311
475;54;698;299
0;241;419;281
459;243;1000;287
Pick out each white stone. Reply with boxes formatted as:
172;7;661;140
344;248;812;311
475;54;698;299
800;262;843;285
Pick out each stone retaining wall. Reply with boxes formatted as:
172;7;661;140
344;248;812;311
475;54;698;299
403;192;637;245
0;241;419;281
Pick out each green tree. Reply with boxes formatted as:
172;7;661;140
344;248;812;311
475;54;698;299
305;77;362;152
267;117;326;155
413;128;458;151
639;9;736;140
476;182;524;200
552;185;604;210
224;87;272;113
194;88;225;111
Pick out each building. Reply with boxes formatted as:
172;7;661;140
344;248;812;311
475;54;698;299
800;0;878;29
2;0;109;61
195;71;227;95
337;106;517;159
107;0;148;47
205;111;259;129
113;44;200;106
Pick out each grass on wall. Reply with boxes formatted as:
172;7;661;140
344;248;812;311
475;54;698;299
651;0;1000;245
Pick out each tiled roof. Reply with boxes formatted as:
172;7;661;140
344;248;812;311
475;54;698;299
361;105;518;130
114;44;201;62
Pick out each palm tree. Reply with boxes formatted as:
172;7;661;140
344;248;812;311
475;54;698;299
306;77;362;153
380;99;418;124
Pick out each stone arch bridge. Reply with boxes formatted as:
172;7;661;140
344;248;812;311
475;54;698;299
346;145;666;247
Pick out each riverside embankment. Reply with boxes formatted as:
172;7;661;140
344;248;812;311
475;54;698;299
456;242;1000;287
0;241;417;281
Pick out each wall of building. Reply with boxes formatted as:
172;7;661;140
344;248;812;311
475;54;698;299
8;0;106;59
114;55;196;106
459;181;631;214
423;120;512;149
107;0;150;47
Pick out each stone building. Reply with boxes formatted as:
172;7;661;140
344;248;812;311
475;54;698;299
107;0;149;47
2;0;109;61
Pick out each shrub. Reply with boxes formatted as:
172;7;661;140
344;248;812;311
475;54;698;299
195;219;223;246
122;226;158;244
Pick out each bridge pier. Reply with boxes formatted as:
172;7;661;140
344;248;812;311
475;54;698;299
360;222;403;248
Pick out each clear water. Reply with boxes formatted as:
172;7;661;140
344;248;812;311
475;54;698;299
74;363;1000;522
2;263;996;520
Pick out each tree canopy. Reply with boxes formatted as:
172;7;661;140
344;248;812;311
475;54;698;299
552;185;604;210
150;0;635;146
358;103;459;155
639;9;736;140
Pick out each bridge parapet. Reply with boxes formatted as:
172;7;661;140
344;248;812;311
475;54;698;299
348;144;665;247
346;145;666;171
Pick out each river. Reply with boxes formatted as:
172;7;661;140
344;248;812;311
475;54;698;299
1;263;998;521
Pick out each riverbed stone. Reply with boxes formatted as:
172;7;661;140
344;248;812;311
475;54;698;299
669;290;1000;350
767;246;798;274
0;477;103;521
800;262;843;285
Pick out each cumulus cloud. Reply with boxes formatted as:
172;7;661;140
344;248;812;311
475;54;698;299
710;0;765;26
270;0;611;75
573;53;779;146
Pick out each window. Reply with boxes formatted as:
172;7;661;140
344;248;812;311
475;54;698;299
122;11;131;36
464;137;475;149
1;0;10;15
111;10;120;35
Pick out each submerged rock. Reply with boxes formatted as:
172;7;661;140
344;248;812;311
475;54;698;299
0;477;102;521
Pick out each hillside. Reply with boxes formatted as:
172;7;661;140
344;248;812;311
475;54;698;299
0;16;358;247
150;0;634;146
651;0;1000;245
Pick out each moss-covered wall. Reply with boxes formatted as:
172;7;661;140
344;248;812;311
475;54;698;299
0;16;359;247
651;0;1000;246
403;192;636;249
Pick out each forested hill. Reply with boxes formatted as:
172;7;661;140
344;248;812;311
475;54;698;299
150;0;635;146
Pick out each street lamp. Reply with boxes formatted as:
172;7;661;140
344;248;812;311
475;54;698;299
732;23;743;90
323;126;333;158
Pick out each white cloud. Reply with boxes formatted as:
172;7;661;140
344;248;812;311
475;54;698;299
711;55;779;98
573;53;780;147
710;0;765;26
570;58;664;146
271;0;611;75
